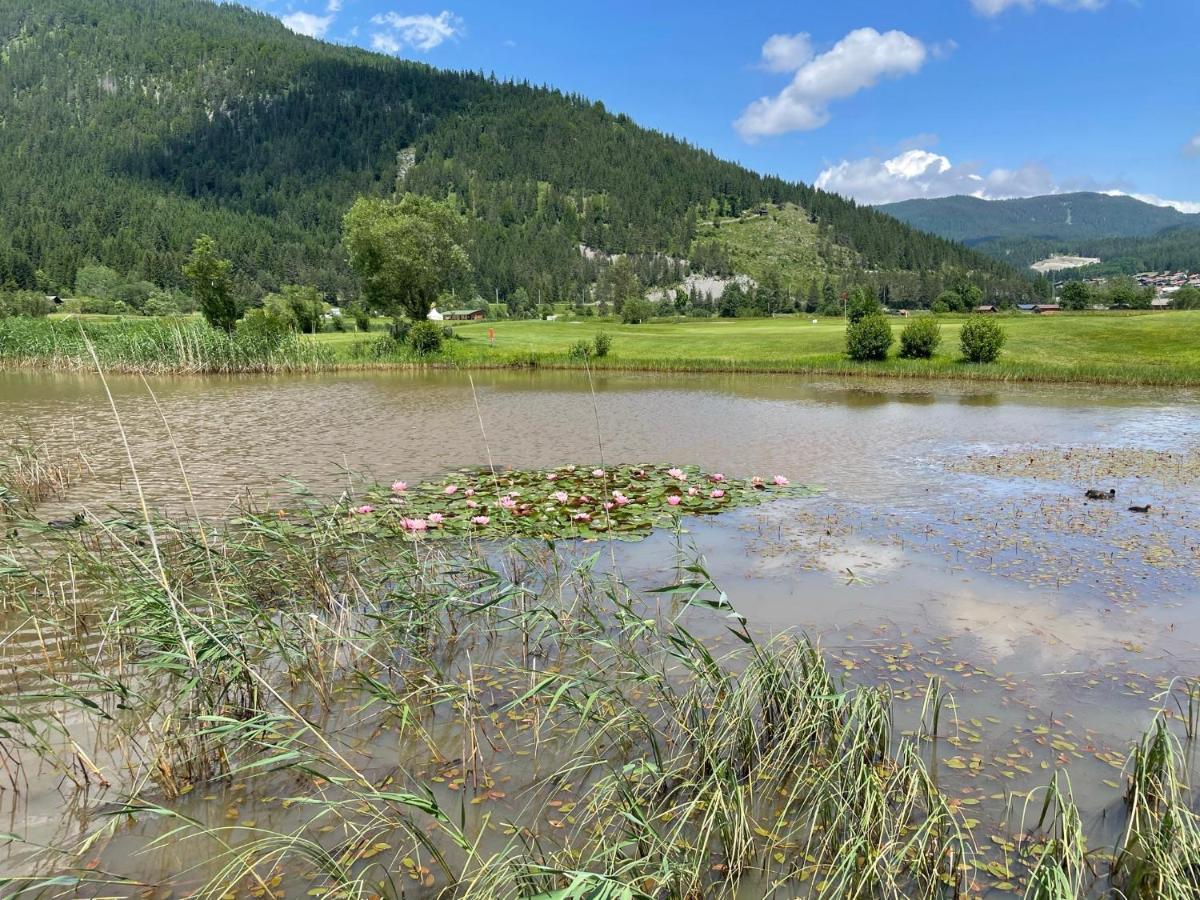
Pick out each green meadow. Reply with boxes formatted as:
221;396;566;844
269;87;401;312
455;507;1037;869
314;312;1200;386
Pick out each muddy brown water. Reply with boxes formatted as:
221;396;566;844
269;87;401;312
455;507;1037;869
2;368;1200;893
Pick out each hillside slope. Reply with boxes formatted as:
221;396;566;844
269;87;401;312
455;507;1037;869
0;0;1025;303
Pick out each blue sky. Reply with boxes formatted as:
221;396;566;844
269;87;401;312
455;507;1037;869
251;0;1200;210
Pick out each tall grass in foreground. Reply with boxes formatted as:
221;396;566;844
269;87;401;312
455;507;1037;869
0;317;332;374
0;481;1196;897
0;498;969;898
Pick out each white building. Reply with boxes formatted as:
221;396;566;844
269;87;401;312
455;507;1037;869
427;307;444;321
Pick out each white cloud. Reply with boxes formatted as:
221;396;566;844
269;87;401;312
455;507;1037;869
1185;133;1200;157
815;149;1057;204
369;10;463;52
281;10;334;38
371;32;401;53
759;33;813;72
325;0;342;11
736;28;928;139
971;0;1106;16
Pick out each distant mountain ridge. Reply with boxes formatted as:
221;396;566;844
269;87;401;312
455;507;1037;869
0;0;1029;304
880;192;1200;274
879;193;1198;244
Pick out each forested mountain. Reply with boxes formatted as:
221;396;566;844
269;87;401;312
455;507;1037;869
880;193;1197;244
880;193;1200;273
0;0;1030;307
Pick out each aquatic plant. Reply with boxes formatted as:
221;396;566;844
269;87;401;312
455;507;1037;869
349;463;813;541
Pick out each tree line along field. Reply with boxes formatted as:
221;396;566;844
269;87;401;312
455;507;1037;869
303;310;1200;386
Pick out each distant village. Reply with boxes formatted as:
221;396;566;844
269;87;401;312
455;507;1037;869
1131;271;1200;294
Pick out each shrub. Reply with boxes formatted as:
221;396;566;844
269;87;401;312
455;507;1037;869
238;308;291;347
898;316;942;359
388;319;411;343
845;314;894;361
407;319;443;354
0;291;53;318
960;315;1006;363
620;297;653;324
346;301;371;332
441;325;455;339
846;289;881;324
592;331;612;357
365;335;402;359
568;340;592;361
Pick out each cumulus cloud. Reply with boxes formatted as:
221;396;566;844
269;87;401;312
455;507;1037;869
814;149;1058;204
759;33;813;72
370;10;463;52
281;10;334;38
371;32;401;53
971;0;1106;16
736;28;928;139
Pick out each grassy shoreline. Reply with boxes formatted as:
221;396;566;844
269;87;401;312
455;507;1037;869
4;311;1200;386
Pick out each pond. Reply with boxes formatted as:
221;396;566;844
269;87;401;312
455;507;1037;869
2;368;1199;896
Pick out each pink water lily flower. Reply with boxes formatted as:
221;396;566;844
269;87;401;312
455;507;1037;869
444;485;458;495
464;487;475;497
353;504;375;515
546;473;558;481
667;495;681;507
773;475;790;486
688;486;698;496
471;515;490;526
427;513;444;526
750;476;764;487
710;489;725;499
603;501;614;511
711;473;726;483
465;499;478;509
573;512;591;522
401;517;428;532
612;492;630;506
667;467;685;480
391;481;408;493
592;468;605;478
553;491;570;504
500;496;517;510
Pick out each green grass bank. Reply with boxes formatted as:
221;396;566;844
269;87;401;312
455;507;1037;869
3;311;1199;385
318;311;1200;387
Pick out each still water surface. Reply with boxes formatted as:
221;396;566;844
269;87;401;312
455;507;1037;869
3;369;1199;891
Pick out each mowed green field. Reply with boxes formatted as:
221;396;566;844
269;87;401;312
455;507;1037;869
315;312;1200;385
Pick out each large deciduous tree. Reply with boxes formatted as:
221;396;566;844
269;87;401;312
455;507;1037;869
182;235;237;332
342;194;472;323
1059;280;1092;310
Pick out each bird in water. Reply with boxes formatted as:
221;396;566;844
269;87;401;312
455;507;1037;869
1128;504;1152;514
47;512;86;529
1084;489;1115;500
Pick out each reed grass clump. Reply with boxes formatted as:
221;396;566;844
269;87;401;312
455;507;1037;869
0;316;332;374
0;491;971;899
0;432;86;517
